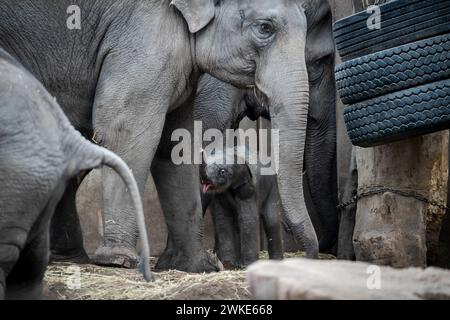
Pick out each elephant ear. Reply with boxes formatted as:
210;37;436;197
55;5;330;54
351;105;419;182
171;0;216;33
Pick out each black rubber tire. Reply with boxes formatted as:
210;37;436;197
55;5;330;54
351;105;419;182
344;79;450;147
336;34;450;104
334;0;450;61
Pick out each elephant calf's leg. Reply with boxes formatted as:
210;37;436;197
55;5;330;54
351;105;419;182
236;197;259;268
211;199;239;269
50;177;90;264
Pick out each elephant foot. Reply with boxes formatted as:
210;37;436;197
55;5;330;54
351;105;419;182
220;260;254;270
91;246;138;269
155;249;223;272
50;248;91;264
221;261;239;270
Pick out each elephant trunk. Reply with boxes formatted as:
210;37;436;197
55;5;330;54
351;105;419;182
257;39;319;258
68;129;153;281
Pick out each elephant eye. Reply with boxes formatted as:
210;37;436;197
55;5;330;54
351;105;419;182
309;59;325;84
253;21;276;39
219;169;226;176
259;23;274;35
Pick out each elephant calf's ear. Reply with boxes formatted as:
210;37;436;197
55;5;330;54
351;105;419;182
171;0;216;33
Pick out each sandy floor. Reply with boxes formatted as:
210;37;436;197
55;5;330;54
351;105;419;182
43;252;335;300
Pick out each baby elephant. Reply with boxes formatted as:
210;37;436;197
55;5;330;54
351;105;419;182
0;49;152;299
200;148;283;269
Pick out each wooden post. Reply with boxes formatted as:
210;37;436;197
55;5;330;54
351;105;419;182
349;0;448;267
354;133;448;267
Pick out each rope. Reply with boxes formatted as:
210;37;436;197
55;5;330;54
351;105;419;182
337;185;449;211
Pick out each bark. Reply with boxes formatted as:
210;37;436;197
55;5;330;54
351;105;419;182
354;133;448;267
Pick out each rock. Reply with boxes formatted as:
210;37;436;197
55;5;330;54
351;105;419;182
247;258;450;300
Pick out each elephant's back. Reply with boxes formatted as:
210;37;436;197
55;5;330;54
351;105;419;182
0;0;137;134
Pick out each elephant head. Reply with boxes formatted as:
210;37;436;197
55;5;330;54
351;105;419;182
173;0;335;257
199;147;253;195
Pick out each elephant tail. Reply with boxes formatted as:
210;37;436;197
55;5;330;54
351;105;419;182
70;129;154;282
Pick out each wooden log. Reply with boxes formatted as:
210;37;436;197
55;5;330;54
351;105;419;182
337;146;357;260
247;258;450;300
436;141;450;268
354;133;448;267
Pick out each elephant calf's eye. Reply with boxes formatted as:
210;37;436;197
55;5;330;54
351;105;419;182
219;169;226;176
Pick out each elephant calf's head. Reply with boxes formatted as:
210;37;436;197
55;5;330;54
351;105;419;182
200;147;252;195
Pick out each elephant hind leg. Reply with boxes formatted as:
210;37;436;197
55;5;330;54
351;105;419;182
0;223;30;298
50;176;90;264
6;231;49;300
0;240;22;300
6;190;64;300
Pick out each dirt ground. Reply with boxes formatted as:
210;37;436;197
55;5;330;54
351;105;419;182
43;252;335;300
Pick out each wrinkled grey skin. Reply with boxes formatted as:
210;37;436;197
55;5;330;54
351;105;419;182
200;149;283;268
0;49;151;300
194;72;337;253
1;0;332;270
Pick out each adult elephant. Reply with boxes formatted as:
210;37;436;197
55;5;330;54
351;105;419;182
0;0;333;270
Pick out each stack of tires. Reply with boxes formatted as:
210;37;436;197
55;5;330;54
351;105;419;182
334;0;450;147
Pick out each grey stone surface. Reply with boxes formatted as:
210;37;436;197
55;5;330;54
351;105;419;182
247;258;450;300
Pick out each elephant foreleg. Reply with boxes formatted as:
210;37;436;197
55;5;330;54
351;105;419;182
304;107;338;253
210;196;239;269
235;195;259;268
92;123;161;268
90;46;174;268
152;158;220;272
